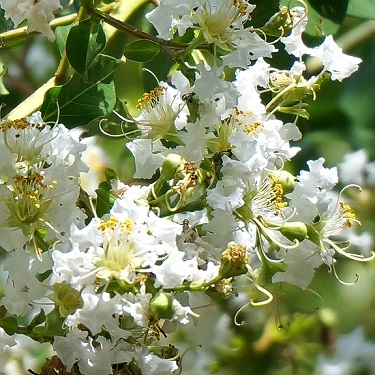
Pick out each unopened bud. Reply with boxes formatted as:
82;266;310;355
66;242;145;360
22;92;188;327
219;242;248;278
279;221;307;243
160;154;185;180
149;292;174;319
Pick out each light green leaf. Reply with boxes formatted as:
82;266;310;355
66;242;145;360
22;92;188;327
55;24;73;56
123;40;161;62
347;0;375;19
66;18;106;75
41;55;123;127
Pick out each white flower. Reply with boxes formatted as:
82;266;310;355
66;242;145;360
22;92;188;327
287;158;338;222
134;344;179;375
2;250;52;315
207;177;245;212
311;35;362;81
65;286;123;335
127;139;167;179
53;328;133;375
145;0;199;39
1;0;62;41
280;7;312;58
0;328;17;373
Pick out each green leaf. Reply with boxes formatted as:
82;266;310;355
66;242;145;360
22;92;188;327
307;0;348;23
0;62;9;95
123;40;161;62
95;187;116;217
104;167;119;182
29;309;46;328
41;55;123;127
0;316;18;335
278;106;310;119
347;0;375;19
0;7;7;33
66;19;106;75
55;24;73;56
304;5;341;36
44;307;68;337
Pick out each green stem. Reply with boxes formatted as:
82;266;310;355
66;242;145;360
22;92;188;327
0;13;77;48
164;276;222;292
90;7;175;58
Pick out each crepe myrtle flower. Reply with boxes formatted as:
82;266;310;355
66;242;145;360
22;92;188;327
0;112;87;255
146;0;276;67
232;171;303;246
105;79;188;146
308;185;375;282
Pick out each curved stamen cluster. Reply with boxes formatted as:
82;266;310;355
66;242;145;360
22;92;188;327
251;174;286;218
195;0;251;47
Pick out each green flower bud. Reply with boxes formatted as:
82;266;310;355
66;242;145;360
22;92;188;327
149;292;174;320
279;221;308;243
218;242;248;278
160;154;185;180
271;170;296;194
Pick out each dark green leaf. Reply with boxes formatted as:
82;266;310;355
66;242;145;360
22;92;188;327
95;187;116;217
249;0;280;28
304;5;341;36
124;40;161;62
0;8;6;33
347;0;375;19
66;19;106;75
0;316;18;335
307;0;348;23
41;55;123;127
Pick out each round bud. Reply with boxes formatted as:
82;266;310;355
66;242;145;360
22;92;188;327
149;292;174;320
160;154;185;180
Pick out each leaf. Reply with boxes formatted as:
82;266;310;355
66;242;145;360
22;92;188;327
347;0;375;19
123;40;161;62
304;5;341;36
307;0;348;23
66;19;106;75
0;316;18;335
95;187;116;217
41;55;123;127
55;24;73;56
